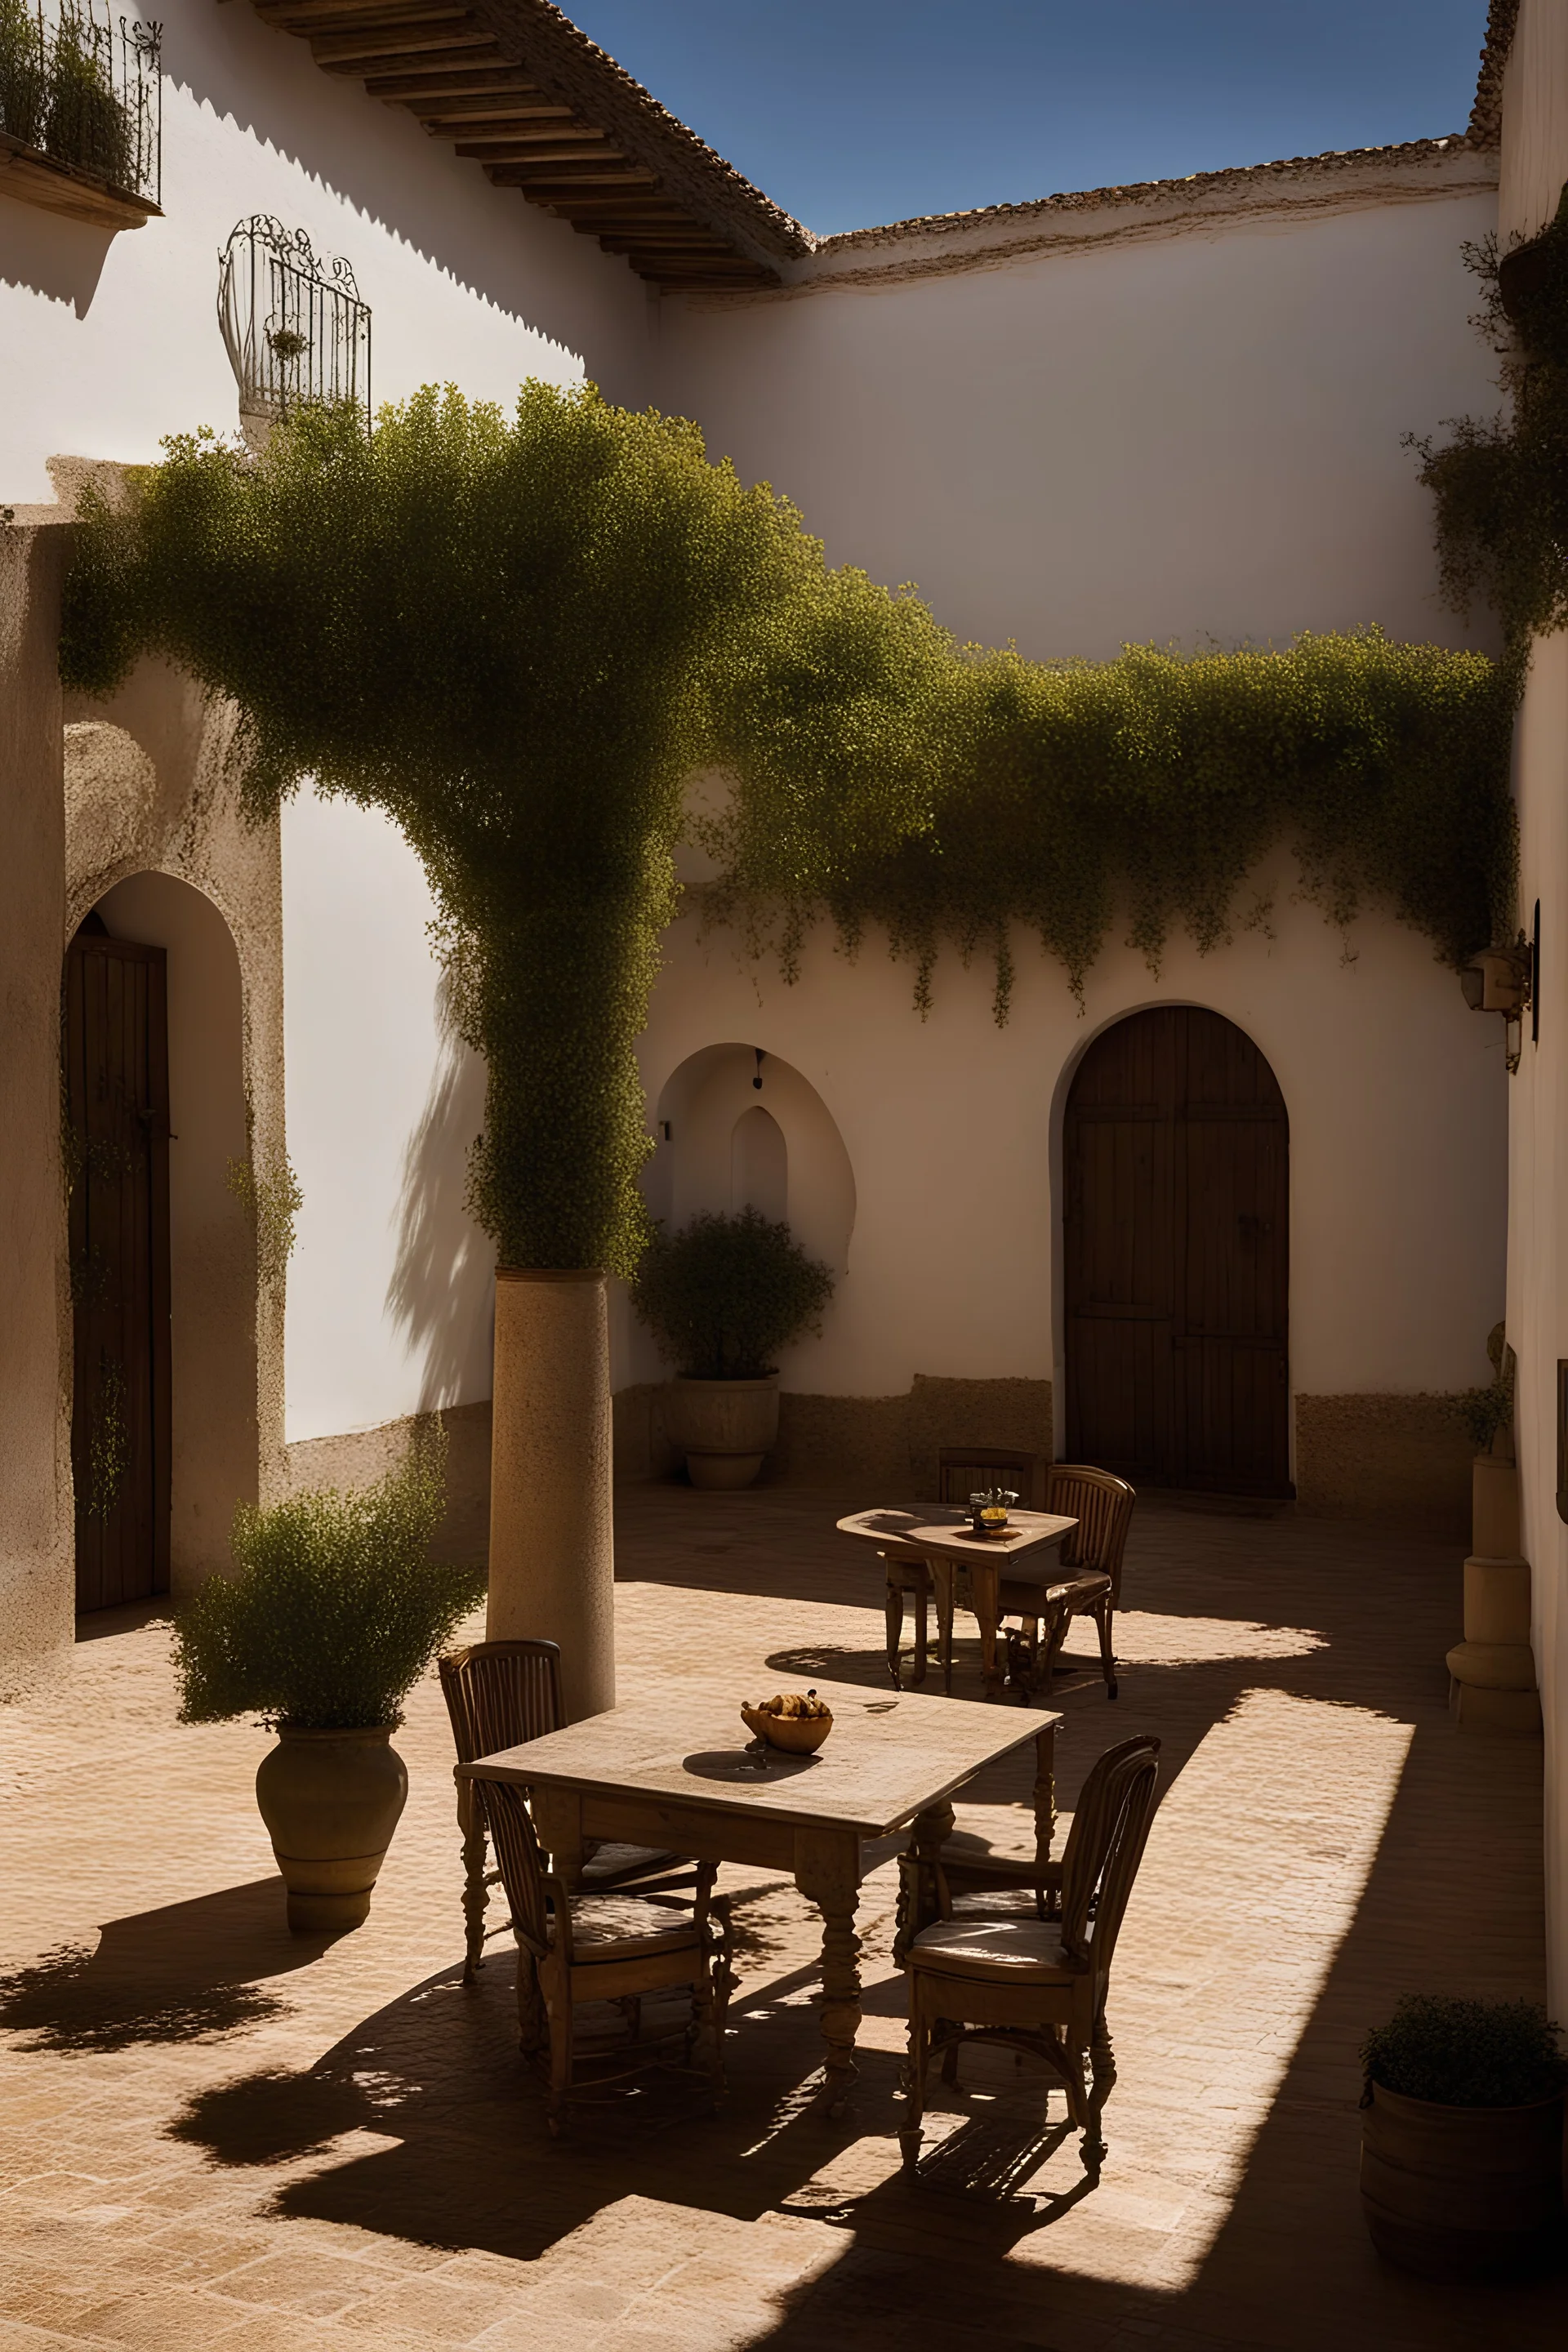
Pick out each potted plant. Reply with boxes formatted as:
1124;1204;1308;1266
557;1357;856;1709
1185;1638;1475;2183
1360;1993;1567;2278
175;1427;483;1932
631;1207;835;1489
1454;1321;1519;1556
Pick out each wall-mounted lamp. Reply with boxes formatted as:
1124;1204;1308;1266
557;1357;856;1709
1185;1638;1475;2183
753;1049;765;1091
1460;918;1536;1074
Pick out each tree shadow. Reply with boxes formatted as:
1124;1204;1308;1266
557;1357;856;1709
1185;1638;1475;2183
385;973;494;1416
0;1878;320;2052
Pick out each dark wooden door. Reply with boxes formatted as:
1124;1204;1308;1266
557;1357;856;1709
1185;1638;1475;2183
1064;1006;1290;1496
64;921;172;1610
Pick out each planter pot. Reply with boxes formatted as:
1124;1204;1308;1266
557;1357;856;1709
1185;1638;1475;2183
256;1726;408;1935
1361;2080;1566;2279
665;1375;780;1490
1472;1452;1521;1561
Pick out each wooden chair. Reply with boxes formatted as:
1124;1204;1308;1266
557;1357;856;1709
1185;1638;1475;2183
439;1638;692;1980
999;1463;1134;1699
899;1733;1160;2179
471;1773;732;2136
884;1446;1044;1688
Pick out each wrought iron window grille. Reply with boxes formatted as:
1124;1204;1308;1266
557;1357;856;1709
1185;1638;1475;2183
218;216;372;438
0;0;161;205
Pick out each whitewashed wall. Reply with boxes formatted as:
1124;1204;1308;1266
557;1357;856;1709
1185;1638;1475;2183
658;163;1499;663
1495;0;1568;2017
0;0;654;501
627;880;1507;1419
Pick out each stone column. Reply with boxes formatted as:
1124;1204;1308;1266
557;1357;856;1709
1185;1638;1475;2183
486;1268;616;1722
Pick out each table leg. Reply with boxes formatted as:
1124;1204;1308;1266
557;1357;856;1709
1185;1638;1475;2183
931;1558;956;1691
973;1561;1004;1700
795;1827;862;2117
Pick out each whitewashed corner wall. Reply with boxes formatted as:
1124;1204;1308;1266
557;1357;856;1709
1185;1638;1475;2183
0;0;657;503
1498;0;1568;2022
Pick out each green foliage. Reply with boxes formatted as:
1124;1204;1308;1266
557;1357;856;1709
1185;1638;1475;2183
1451;1318;1516;1453
61;385;829;1276
173;1424;483;1729
0;0;46;149
225;1153;303;1289
1412;190;1568;647
1361;1995;1568;2109
61;384;1518;1282
631;1208;835;1379
699;624;1516;1018
44;6;128;186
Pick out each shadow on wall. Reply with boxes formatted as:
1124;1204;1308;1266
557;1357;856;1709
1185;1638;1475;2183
0;194;115;314
171;5;651;397
386;974;494;1410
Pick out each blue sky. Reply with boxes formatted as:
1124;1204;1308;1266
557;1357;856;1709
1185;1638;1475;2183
564;1;1493;238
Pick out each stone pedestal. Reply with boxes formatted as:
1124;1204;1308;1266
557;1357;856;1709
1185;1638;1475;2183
1447;1553;1539;1734
486;1268;616;1722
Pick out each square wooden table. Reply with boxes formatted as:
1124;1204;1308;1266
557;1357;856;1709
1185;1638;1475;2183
837;1507;1078;1698
461;1673;1061;2114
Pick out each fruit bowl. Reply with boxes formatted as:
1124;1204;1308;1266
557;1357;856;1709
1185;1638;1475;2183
741;1691;834;1753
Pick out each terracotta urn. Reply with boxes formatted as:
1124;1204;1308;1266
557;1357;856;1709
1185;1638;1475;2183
1361;2079;1566;2278
665;1374;780;1490
255;1726;408;1933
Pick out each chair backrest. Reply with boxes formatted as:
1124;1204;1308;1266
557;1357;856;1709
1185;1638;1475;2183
438;1638;564;1766
1045;1463;1135;1599
938;1446;1044;1511
469;1778;552;1956
1058;1735;1160;1974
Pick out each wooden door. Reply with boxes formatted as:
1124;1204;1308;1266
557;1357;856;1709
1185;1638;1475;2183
1064;1007;1290;1496
64;920;172;1610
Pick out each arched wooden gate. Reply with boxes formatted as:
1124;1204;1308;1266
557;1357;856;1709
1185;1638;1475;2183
1063;1005;1291;1497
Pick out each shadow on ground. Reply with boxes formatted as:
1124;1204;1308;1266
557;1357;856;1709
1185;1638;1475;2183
0;1878;323;2051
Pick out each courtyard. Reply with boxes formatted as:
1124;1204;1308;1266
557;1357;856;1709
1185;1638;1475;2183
0;1483;1557;2351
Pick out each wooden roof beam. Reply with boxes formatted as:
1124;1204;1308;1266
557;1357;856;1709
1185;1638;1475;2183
311;24;500;66
400;94;577;122
364;65;544;96
486;163;658;189
458;139;617;163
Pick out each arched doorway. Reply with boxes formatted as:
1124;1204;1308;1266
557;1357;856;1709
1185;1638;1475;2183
1063;1006;1290;1497
65;875;257;1611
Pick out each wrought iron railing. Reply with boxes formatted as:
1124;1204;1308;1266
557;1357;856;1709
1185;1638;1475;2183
0;0;161;205
218;216;372;434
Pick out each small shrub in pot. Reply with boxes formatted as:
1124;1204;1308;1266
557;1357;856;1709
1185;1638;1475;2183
176;1424;484;1931
631;1209;835;1487
1360;1994;1567;2278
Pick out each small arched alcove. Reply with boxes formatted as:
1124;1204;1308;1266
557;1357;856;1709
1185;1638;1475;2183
730;1103;788;1224
67;874;258;1610
1062;1004;1290;1497
648;1045;856;1277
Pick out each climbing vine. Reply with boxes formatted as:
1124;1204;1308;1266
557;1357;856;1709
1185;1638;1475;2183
60;380;1517;1276
1412;184;1568;647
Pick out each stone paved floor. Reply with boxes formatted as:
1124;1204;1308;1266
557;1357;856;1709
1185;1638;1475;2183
0;1486;1561;2350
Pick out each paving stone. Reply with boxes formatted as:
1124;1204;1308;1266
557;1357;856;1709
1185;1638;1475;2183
0;1489;1561;2346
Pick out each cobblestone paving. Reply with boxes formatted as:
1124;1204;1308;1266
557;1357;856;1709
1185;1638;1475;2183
0;1486;1561;2350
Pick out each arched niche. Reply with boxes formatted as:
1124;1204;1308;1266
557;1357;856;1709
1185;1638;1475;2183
90;873;259;1597
648;1045;856;1276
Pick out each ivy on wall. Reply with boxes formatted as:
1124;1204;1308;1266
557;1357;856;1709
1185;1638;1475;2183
1412;186;1568;648
60;381;1516;1275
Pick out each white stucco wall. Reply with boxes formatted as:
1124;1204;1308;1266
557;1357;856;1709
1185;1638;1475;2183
657;166;1500;662
626;881;1506;1417
281;791;492;1443
0;0;654;501
1495;0;1568;2019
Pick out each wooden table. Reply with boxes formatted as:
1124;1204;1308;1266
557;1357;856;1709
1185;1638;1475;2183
461;1674;1061;2115
837;1507;1078;1699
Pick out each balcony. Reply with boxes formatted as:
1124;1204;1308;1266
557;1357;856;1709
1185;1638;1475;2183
0;0;160;230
